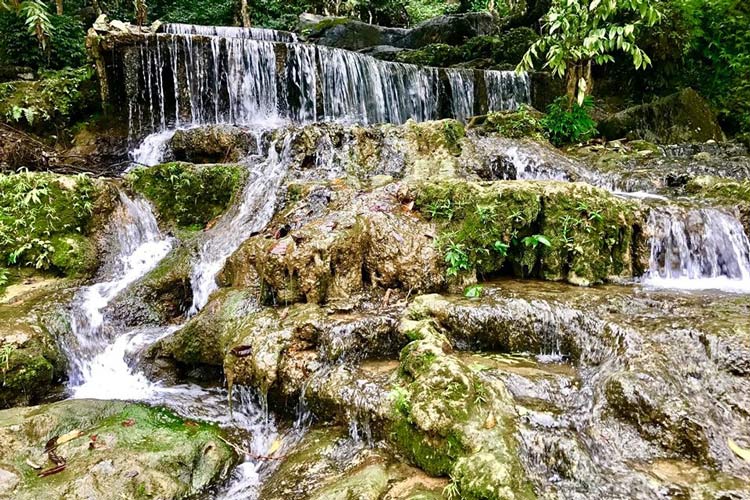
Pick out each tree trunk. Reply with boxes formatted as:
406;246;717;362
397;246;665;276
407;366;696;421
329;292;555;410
56;0;63;15
92;0;102;16
240;0;251;27
565;61;594;105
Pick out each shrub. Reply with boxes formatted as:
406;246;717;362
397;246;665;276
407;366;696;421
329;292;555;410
540;96;598;146
0;13;86;70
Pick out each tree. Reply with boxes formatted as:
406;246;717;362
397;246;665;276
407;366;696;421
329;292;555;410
0;0;54;50
134;0;147;26
517;0;661;105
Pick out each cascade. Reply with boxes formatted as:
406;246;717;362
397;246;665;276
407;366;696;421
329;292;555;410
644;207;750;292
189;132;293;313
162;22;299;42
118;33;531;136
66;191;173;393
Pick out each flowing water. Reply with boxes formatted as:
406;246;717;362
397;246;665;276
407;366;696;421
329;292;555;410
644;207;750;292
120;32;530;136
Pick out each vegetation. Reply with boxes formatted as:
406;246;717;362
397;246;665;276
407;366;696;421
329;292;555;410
126;162;245;229
541;96;598;145
0;171;101;276
517;0;662;105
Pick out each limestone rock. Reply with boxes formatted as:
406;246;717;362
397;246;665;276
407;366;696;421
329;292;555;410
599;88;726;144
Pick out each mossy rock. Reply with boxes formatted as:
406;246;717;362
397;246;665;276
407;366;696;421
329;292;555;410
414;179;643;285
598;88;726;144
170;125;258;164
395;44;462;67
0;399;238;499
126;162;245;229
0;278;74;409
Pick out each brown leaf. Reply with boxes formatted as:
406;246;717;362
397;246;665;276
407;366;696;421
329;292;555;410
270;240;289;255
121;419;136;427
184;420;199;427
56;429;84;446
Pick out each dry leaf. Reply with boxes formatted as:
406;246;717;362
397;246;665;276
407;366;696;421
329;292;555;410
484;412;496;430
728;438;750;463
121;419;136;427
267;439;282;455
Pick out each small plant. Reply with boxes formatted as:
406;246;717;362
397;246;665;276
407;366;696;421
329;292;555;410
426;198;455;220
493;240;509;256
391;386;411;418
0;267;8;288
540;96;598;146
522;234;552;249
473;380;488;406
443;480;460;500
445;241;471;277
464;284;483;298
1;344;14;374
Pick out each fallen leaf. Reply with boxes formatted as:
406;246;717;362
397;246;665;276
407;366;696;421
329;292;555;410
484;412;496;430
121;419;136;427
56;429;85;447
267;439;282;455
125;470;139;478
728;439;750;463
184;420;199;427
230;345;253;357
270;241;289;255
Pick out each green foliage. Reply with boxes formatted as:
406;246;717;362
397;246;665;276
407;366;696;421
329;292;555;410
404;0;461;24
0;171;99;276
518;0;662;103
152;0;234;25
540;96;598;146
126;162;245;229
522;234;551;248
0;12;85;70
396;43;461;66
464;284;483;298
444;241;471;277
0;67;97;130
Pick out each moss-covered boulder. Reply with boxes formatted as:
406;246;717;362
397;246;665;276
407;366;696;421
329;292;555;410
400;12;500;49
0;399;238;499
126;162;245;229
304;17;408;50
0;171;115;279
415;179;644;286
0;278;73;409
684;176;750;233
169;125;258;164
598;88;726;144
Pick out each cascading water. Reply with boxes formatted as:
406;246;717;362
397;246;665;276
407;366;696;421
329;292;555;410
68;192;172;398
644;207;750;292
189;133;293;313
162;23;299;42
120;32;531;137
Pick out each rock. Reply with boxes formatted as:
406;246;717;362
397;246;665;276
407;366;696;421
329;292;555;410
0;468;19;495
359;45;405;62
0;400;237;499
125;162;246;228
400;12;501;49
303;12;500;52
0;279;74;409
599;88;726;144
169;125;258;164
304;17;408;51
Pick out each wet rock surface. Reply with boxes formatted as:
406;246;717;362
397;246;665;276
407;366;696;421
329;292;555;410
0;279;74;409
0;399;237;499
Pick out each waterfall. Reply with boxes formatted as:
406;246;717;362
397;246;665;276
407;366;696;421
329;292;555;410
162;23;299;43
644;207;750;292
188;133;293;313
121;33;531;136
66;192;174;395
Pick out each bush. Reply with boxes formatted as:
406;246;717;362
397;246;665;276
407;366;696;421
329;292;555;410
540;96;598;146
151;0;235;26
396;44;462;66
0;13;86;71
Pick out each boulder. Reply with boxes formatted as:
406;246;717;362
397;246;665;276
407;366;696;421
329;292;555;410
303;17;408;51
0;400;237;499
400;12;501;49
598;88;726;144
0;279;73;409
169;125;258;164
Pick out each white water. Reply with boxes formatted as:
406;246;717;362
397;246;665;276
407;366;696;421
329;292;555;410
129;128;178;166
66;192;173;388
125;32;531;135
644;207;750;292
163;23;299;43
189;134;293;313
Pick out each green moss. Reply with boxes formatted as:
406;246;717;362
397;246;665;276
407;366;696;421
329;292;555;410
309;17;350;34
685;176;750;204
388;416;466;476
469;106;547;140
415;180;638;285
126;162;245;228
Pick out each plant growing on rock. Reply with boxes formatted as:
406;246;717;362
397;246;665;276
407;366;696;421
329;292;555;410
517;0;662;105
541;95;598;145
